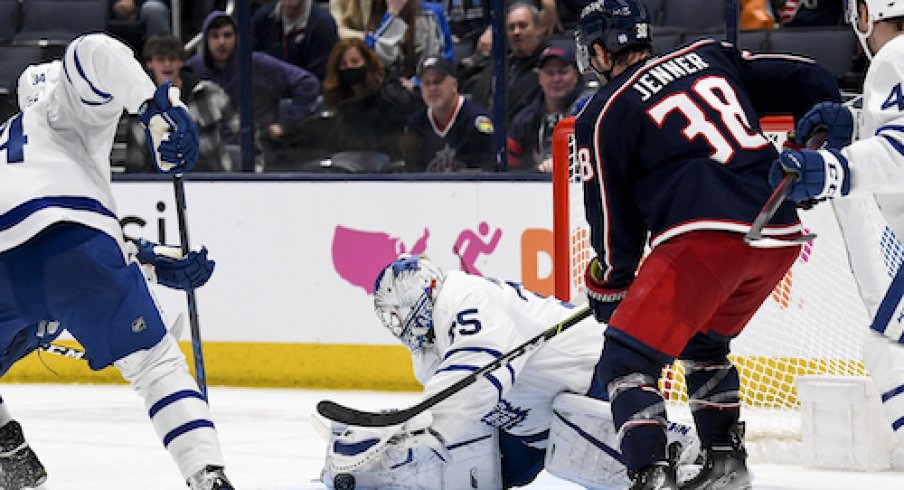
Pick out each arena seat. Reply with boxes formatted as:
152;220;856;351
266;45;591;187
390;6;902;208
659;0;725;33
767;28;858;79
0;46;44;93
14;0;108;46
0;0;19;44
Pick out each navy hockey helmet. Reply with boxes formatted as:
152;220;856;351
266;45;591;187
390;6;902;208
575;0;652;73
373;254;444;353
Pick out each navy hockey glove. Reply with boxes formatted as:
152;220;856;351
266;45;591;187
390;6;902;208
585;257;629;323
135;238;215;290
796;102;855;149
0;321;63;377
769;149;851;202
138;82;200;174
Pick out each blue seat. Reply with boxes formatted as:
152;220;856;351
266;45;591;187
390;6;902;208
14;0;108;46
737;29;769;52
0;0;18;43
659;0;725;32
0;46;44;94
767;28;857;79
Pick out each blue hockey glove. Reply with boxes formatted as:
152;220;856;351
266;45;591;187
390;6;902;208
138;82;200;174
585;257;629;323
769;148;851;202
135;238;215;290
796;102;855;149
0;321;63;377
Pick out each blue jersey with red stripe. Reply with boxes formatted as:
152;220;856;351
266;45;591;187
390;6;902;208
575;38;841;287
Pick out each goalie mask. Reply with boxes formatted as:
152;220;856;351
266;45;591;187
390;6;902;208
575;0;651;76
373;254;444;353
844;0;904;59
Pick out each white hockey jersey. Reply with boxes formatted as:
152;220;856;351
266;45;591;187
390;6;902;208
0;34;155;253
843;33;904;195
828;33;904;318
419;271;605;447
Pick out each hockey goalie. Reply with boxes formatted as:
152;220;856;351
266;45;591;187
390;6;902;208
319;254;699;489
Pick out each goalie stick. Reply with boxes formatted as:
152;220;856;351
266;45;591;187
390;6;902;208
744;127;827;248
317;306;592;427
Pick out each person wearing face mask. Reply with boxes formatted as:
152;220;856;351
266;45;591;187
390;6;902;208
320;38;425;160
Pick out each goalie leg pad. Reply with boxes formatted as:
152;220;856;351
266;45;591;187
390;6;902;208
546;393;629;489
115;334;223;479
322;412;496;489
547;393;700;489
863;330;904;447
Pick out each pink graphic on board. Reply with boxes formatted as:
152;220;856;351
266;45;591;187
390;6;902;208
332;226;430;294
453;222;502;276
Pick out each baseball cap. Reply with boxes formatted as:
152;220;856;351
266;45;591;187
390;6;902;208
539;46;577;68
417;55;456;79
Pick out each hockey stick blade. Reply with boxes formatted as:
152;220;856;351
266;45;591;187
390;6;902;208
745;128;828;248
317;306;593;427
744;173;816;248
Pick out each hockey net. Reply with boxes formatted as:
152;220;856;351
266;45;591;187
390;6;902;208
551;115;884;446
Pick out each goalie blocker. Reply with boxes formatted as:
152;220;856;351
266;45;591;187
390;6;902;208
320;393;700;489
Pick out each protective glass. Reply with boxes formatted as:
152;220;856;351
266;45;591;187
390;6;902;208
574;30;592;74
842;0;858;25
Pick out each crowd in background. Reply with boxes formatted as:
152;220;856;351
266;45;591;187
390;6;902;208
0;0;864;173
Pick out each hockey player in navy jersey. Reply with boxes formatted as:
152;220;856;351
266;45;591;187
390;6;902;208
0;34;233;489
771;0;904;460
572;0;841;487
320;254;700;489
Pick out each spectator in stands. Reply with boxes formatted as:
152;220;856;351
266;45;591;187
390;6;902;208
126;34;240;173
251;0;340;81
776;0;845;27
741;0;777;30
507;46;589;172
539;0;590;34
185;11;320;160
465;2;547;125
365;0;448;78
401;56;494;172
320;38;424;160
109;0;171;39
442;0;490;44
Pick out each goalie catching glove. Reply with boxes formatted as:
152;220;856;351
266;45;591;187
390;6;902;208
137;82;200;174
133;238;215;290
585;257;629;323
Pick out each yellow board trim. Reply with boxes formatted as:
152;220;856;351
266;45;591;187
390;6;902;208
4;343;867;409
3;341;423;391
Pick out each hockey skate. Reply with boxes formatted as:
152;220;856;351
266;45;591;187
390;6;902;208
629;461;679;490
187;465;234;490
0;421;47;490
680;422;751;490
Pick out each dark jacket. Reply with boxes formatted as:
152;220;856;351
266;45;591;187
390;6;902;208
507;81;590;170
465;41;546;125
185;11;320;130
251;1;339;81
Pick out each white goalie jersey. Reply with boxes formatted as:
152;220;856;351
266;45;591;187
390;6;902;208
0;34;155;254
421;271;605;446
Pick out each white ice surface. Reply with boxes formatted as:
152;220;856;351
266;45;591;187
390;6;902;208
1;384;902;489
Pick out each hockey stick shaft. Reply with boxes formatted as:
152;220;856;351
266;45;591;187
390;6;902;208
173;175;208;401
39;344;87;360
317;306;593;427
744;128;828;246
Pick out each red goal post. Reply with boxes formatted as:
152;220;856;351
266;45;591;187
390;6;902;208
551;115;872;441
